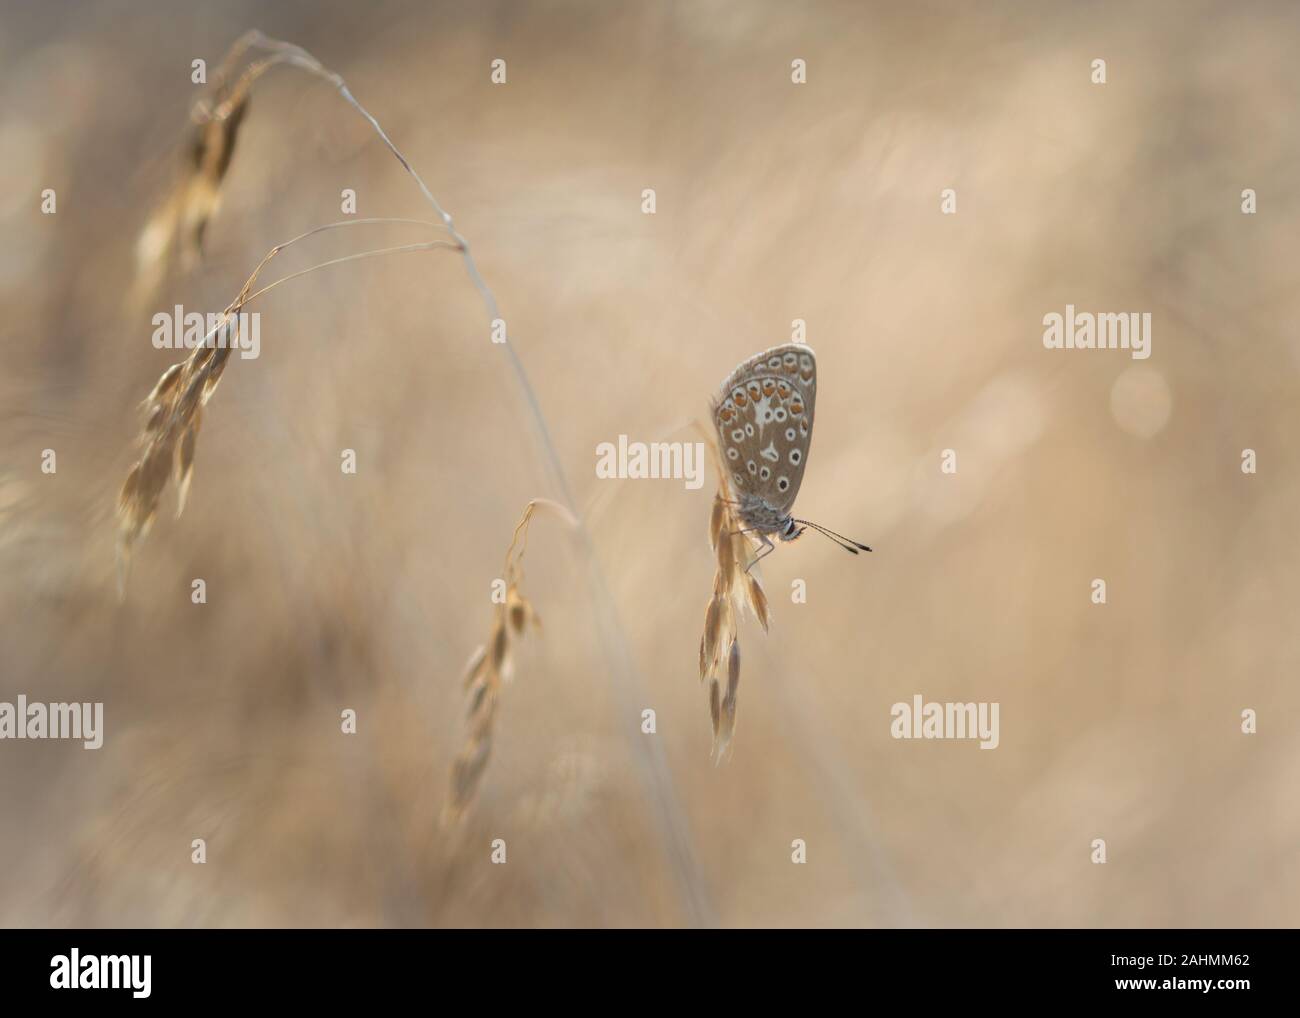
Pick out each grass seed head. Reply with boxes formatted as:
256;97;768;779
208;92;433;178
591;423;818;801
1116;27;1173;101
696;430;772;757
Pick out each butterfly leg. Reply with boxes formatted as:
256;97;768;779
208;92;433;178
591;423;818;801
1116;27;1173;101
744;533;775;573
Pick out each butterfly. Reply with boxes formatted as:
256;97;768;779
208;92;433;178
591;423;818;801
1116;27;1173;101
710;343;872;569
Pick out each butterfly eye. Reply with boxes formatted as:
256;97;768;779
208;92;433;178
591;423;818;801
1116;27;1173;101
733;472;744;486
759;466;771;480
773;408;787;422
747;461;758;474
777;476;789;491
799;355;813;371
783;353;797;366
785;428;796;441
731;428;744;442
726;448;739;460
789;449;801;465
768;357;781;369
744;423;754;436
762;380;776;396
800;419;809;434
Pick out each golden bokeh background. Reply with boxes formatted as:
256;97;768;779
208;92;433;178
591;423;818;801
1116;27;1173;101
1;0;1297;926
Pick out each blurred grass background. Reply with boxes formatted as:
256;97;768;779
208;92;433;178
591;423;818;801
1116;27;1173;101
1;0;1298;926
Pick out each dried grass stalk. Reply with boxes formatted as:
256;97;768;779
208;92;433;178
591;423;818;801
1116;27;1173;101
697;433;771;762
131;31;354;305
131;63;254;307
122;28;471;584
443;499;573;826
116;311;240;592
117;219;455;592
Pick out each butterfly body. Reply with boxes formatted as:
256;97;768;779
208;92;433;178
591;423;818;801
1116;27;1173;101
710;343;870;567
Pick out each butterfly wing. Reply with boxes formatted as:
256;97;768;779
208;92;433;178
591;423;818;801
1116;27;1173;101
711;344;816;512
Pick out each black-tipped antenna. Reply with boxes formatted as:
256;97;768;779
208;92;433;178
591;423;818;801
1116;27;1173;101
794;519;873;555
